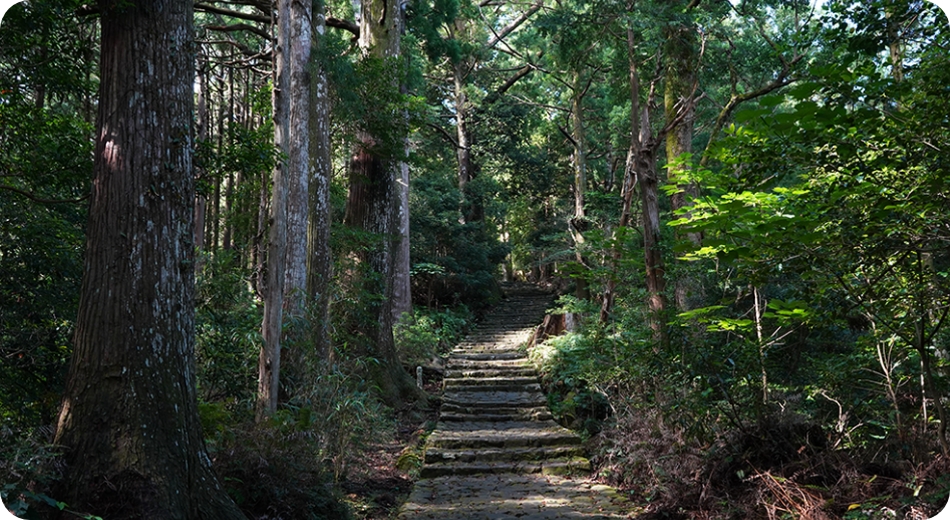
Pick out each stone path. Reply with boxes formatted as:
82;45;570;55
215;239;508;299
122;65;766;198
399;286;633;519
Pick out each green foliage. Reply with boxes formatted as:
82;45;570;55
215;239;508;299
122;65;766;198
0;426;63;520
409;171;508;307
407;0;462;62
0;0;94;427
661;0;950;458
394;305;474;366
530;331;612;436
194;251;262;405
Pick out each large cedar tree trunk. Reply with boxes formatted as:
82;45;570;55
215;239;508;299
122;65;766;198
308;2;333;361
54;2;245;518
344;0;424;407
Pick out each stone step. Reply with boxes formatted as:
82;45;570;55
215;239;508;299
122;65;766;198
439;409;553;422
444;366;535;376
445;367;537;378
451;347;523;355
418;457;591;478
445;383;542;393
448;356;532;365
442;390;548;408
425;444;585;464
444;376;538;387
427;421;581;450
440;402;551;416
449;351;527;361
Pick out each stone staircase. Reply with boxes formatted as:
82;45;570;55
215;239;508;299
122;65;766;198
419;286;592;479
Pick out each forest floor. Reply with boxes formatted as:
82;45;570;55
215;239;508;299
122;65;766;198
341;388;440;519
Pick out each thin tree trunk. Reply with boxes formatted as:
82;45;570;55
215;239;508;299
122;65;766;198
258;0;293;421
455;61;474;192
222;173;233;251
637;140;667;343
601;23;643;323
392;159;412;323
54;2;245;517
194;61;209;253
569;72;591;301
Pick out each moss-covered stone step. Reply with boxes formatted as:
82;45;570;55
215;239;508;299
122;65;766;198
442;390;548;408
440;402;550;416
425;444;586;464
439;410;553;422
449;351;526;361
427;421;582;450
444;375;538;385
445;367;537;378
418;457;591;478
446;358;533;370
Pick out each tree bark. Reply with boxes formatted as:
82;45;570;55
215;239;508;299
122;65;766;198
283;0;313;319
257;0;292;420
54;2;245;517
392;159;412;323
345;0;425;407
455;60;474;191
308;1;333;361
613;19;668;342
636;136;667;343
663;6;702;312
569;72;591;301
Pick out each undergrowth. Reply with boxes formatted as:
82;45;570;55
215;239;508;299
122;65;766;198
527;293;950;520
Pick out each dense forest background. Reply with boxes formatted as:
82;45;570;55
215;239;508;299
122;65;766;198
1;0;949;518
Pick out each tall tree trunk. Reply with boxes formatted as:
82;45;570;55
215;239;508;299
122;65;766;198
392;159;412;323
628;19;667;342
455;61;474;192
308;1;333;361
194;61;209;254
346;0;425;407
601;24;643;323
222;173;233;250
664;7;701;312
258;0;293;420
454;63;484;223
284;0;313;319
636;138;666;343
569;72;591;301
54;2;245;517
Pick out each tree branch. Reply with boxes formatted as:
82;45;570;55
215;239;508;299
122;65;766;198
327;16;360;37
205;23;272;41
196;3;271;24
0;185;89;204
426;122;460;149
485;1;543;49
482;62;535;106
